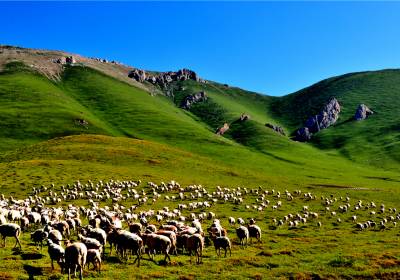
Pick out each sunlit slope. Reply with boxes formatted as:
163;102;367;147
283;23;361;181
0;62;117;151
0;62;399;193
270;70;400;168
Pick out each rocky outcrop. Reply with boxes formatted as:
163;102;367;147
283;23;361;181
54;56;76;65
294;98;341;141
239;114;251;122
75;118;88;128
129;69;146;83
128;68;205;89
216;123;230;135
295;127;311;142
354;104;374;121
181;91;207;110
265;123;285;136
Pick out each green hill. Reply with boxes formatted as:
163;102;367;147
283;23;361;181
0;47;399;195
270;70;400;169
1;46;400;280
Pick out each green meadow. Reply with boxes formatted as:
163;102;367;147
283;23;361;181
0;58;399;279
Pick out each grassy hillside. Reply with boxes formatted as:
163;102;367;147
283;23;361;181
0;61;399;191
1;52;400;279
171;69;400;170
270;70;400;169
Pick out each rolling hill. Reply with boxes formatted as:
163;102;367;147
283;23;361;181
0;45;399;195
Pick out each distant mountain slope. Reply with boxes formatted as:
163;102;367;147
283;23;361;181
270;70;400;168
0;45;399;192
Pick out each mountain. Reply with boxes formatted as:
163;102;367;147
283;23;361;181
0;45;399;195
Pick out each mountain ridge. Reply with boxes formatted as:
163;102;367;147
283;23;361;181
0;44;399;192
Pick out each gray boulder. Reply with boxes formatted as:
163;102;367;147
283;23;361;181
294;98;341;141
354;104;373;121
265;123;285;136
295;127;312;142
128;68;202;88
304;98;341;133
65;56;76;64
128;69;147;82
181;91;207;110
239;114;250;121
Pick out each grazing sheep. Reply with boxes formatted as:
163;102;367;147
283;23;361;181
54;221;70;238
84;227;107;255
48;229;63;245
114;229;143;266
143;233;172;263
28;212;41;226
176;233;190;254
211;235;232;257
78;234;102;253
65;241;87;280
31;229;48;249
20;217;30;231
248;225;262;243
66;218;76;233
236;226;249;247
0;214;6;225
0;223;22;249
160;224;177;233
47;239;65;271
186;233;204;264
86;249;101;272
157;230;177;255
106;229;119;256
146;224;157;233
228;217;235;225
128;222;142;235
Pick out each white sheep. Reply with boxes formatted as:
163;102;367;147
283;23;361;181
47;239;65;271
65;241;87;280
0;223;22;249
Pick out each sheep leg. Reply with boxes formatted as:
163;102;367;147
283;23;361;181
15;237;22;249
224;248;227;258
51;259;54;270
68;267;71;280
136;250;141;267
79;264;83;280
166;252;171;262
229;246;232;257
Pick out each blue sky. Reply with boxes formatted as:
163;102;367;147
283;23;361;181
1;1;400;96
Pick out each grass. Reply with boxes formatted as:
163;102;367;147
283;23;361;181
0;59;399;279
1;178;400;279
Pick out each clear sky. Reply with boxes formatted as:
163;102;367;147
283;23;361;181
1;1;400;96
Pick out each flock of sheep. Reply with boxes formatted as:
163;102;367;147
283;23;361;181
0;179;398;279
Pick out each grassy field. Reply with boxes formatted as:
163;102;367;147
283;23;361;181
0;54;399;279
1;178;400;280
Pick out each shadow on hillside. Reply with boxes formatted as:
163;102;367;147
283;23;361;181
23;264;43;280
21;252;44;260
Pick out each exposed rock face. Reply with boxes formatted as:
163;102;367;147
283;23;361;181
55;56;76;65
239;114;250;122
55;57;66;64
294;98;341;141
295;127;311;141
65;56;76;64
181;91;207;110
75;118;89;128
354;104;374;121
216;123;230;135
129;69;146;82
128;68;205;89
265;123;285;136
